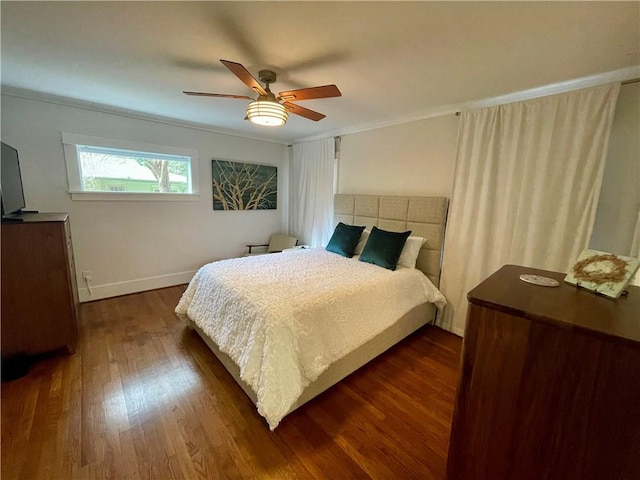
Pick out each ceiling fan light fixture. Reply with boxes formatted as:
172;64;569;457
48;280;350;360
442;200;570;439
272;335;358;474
185;61;338;124
246;100;288;127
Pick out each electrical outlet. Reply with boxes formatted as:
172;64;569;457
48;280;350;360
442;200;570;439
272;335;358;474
82;270;93;282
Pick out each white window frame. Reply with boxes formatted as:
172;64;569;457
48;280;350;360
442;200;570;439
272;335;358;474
62;132;200;201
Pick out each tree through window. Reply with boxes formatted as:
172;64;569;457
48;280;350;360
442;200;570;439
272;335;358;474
75;145;192;194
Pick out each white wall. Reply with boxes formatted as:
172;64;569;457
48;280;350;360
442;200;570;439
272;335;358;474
590;82;640;256
1;95;288;301
338;115;459;197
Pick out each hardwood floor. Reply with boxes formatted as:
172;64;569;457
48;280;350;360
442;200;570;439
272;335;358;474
1;286;462;479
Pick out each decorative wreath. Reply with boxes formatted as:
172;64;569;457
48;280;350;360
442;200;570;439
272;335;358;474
572;253;628;285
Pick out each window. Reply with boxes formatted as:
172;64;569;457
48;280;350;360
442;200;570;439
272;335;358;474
62;133;199;201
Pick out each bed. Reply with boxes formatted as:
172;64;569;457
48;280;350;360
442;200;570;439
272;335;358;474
176;194;449;430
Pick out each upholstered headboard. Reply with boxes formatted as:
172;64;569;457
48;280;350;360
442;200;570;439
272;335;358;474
334;194;448;287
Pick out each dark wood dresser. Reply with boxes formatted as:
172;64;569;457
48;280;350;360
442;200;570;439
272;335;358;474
1;213;80;356
447;264;640;480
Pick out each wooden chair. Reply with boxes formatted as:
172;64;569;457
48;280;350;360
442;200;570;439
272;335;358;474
245;234;297;256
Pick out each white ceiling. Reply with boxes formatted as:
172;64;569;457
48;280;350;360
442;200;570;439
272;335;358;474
1;1;638;144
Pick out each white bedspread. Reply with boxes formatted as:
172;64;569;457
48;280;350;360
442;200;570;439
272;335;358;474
175;248;446;430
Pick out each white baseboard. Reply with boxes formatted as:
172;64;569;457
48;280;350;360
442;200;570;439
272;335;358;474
78;270;196;302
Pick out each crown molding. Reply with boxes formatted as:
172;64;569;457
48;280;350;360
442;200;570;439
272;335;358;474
0;86;288;145
293;65;640;144
3;65;638;146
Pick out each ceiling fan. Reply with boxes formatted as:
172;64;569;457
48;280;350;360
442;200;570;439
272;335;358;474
183;59;341;126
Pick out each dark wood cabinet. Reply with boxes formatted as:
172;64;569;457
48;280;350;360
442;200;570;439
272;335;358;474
1;213;80;356
447;264;640;480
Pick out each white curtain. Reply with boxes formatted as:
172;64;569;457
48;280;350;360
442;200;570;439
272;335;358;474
631;95;640;286
290;138;336;247
439;83;621;336
630;208;640;286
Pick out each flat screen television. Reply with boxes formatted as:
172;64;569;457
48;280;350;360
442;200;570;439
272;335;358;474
1;142;26;216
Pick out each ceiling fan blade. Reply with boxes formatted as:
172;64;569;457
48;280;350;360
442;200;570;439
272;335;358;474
220;59;267;96
278;85;341;101
283;102;326;122
183;91;253;100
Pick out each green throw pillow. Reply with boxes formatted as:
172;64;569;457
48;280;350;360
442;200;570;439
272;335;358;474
359;226;411;270
326;223;366;258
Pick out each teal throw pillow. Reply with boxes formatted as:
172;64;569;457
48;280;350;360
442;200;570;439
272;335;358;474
359;226;411;271
326;222;366;258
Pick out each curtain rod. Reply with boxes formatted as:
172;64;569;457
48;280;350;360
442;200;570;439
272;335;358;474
455;78;640;116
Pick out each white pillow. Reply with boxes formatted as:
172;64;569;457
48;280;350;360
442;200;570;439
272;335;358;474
353;229;371;255
397;236;426;269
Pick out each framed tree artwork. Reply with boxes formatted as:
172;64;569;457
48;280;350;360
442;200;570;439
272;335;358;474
211;160;277;210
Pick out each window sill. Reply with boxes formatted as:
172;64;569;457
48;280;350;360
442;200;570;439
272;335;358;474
69;191;201;202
